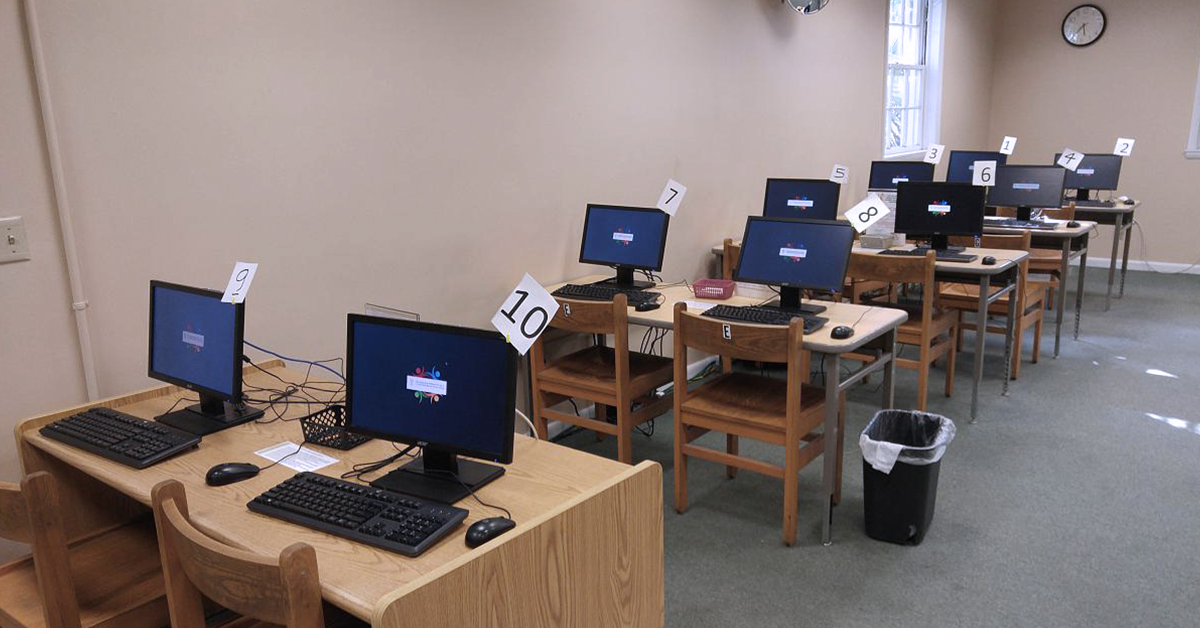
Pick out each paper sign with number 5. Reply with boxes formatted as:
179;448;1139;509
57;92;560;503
829;164;849;185
972;160;997;187
1057;148;1083;172
491;273;559;355
845;193;890;233
1113;138;1135;157
222;262;258;304
923;144;946;165
656;179;687;216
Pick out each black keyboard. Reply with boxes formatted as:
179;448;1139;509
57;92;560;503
878;248;978;263
701;304;827;333
248;472;468;557
1070;199;1116;208
983;218;1059;230
40;407;201;469
551;283;659;306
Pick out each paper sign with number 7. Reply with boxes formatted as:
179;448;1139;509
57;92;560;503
845;193;890;233
1057;148;1083;172
491;273;559;355
656;179;687;216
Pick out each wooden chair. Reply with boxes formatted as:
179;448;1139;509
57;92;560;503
721;238;740;280
150;480;365;628
0;471;168;628
939;233;1045;379
671;303;840;546
530;293;673;464
843;251;957;411
996;203;1075;308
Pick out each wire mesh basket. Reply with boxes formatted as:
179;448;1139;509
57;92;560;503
693;279;736;300
299;405;371;451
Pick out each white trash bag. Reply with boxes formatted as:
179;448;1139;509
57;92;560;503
859;410;956;475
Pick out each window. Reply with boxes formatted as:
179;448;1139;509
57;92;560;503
1187;54;1200;158
884;0;944;157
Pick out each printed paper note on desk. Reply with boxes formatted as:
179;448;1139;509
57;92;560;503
255;441;339;472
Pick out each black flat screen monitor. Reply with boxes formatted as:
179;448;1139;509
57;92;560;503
148;280;263;435
762;178;840;221
869;161;935;190
945;150;1008;183
578;204;670;289
734;217;855;315
895;182;986;251
346;314;517;504
989;165;1067;221
1053;153;1122;200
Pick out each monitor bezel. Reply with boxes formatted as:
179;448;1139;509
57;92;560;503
147;280;245;402
895;181;987;237
986;164;1067;209
762;178;841;220
577;204;671;272
1053;153;1123;191
344;313;517;465
733;216;855;294
945;150;1009;183
868;160;936;191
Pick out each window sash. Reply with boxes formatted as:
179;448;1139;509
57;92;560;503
884;0;930;156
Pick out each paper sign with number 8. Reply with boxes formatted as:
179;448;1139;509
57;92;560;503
845;193;890;233
491;273;559;355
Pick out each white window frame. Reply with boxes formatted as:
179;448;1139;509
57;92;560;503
1186;53;1200;159
883;0;945;159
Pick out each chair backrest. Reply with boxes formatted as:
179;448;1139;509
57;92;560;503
548;294;626;336
722;239;741;281
672;303;800;364
151;480;324;628
995;202;1075;221
949;232;1030;252
0;473;82;628
846;250;937;326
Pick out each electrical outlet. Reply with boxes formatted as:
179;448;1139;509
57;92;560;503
1;216;31;264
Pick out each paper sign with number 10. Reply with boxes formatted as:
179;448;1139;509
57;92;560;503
845;193;890;233
1057;148;1083;172
491;273;559;355
972;160;997;187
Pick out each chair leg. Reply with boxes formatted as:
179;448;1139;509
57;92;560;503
916;346;930;411
1032;312;1043;364
532;390;549;440
594;404;608;441
955;310;964;353
616;403;633;464
725;435;739;478
1011;316;1024;380
674;427;688;514
782;443;800;546
945;328;957;398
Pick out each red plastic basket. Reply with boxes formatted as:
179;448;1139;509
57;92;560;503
693;279;735;300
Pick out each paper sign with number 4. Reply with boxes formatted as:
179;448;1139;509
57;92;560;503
829;164;849;185
972;160;997;187
1057;149;1083;172
491;273;559;355
222;262;258;304
845;193;890;233
1113;138;1135;157
656;179;687;216
924;144;946;165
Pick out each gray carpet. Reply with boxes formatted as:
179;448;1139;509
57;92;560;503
556;269;1200;628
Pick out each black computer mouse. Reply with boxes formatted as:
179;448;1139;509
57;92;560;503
635;301;661;312
1067;220;1081;228
982;256;997;266
831;326;855;340
465;517;516;548
1124;197;1135;204
206;462;260;486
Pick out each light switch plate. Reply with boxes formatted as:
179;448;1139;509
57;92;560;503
1;216;31;263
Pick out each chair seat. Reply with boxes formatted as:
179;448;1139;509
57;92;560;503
0;518;167;628
213;603;369;628
680;372;826;437
537;346;673;397
939;283;1044;310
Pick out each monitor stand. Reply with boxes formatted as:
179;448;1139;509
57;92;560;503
592;266;654;290
1015;206;1036;222
156;394;264;436
763;285;826;316
1072;188;1093;204
914;234;966;254
370;447;505;505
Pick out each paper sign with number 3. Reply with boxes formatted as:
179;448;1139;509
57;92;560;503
491;273;559;355
222;262;258;304
923;144;946;165
845;193;890;233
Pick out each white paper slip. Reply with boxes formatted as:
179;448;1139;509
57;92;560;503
1000;136;1017;156
222;262;259;304
1113;138;1135;157
845;193;891;233
829;164;850;185
682;300;717;314
923;144;945;165
254;441;339;473
972;160;997;187
1057;149;1083;172
656;179;687;216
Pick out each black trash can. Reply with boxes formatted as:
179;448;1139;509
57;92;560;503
859;410;956;545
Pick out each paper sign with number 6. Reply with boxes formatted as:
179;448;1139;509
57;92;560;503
656;179;687;216
1113;138;1135;157
221;262;258;304
491;273;560;355
829;164;849;185
1000;136;1017;156
1057;148;1083;172
972;160;997;187
845;193;890;233
924;144;946;165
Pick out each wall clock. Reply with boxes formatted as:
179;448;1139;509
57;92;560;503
1062;4;1106;47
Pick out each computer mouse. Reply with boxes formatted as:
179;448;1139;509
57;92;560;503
465;517;516;548
982;256;997;266
205;462;260;486
831;326;855;340
1123;197;1135;204
1067;220;1081;228
635;301;661;312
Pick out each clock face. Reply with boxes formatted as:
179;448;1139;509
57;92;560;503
1063;5;1106;47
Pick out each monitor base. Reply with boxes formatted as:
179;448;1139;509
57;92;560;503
370;455;505;505
157;402;264;436
593;266;655;290
774;285;827;315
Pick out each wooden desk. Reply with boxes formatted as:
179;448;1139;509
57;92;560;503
548;275;907;545
16;362;664;627
1065;200;1139;311
983;219;1095;357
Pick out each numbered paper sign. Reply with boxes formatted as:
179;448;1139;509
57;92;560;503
491;273;559;355
999;136;1017;156
845;193;891;233
972;160;997;187
656;179;687;216
1057;148;1083;172
829;163;850;185
923;144;946;165
1113;137;1135;157
222;262;258;304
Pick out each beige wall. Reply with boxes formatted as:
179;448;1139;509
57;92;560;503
989;0;1200;265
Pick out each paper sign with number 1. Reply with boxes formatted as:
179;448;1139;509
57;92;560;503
491;273;559;355
222;262;258;304
1000;136;1017;156
845;193;890;233
656;179;687;216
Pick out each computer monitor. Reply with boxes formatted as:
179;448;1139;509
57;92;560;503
1053;153;1122;201
733;217;855;315
868;161;935;190
578;204;670;289
895;182;986;251
762;178;841;220
945;150;1008;183
346;314;517;504
988;165;1067;221
148;280;264;435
